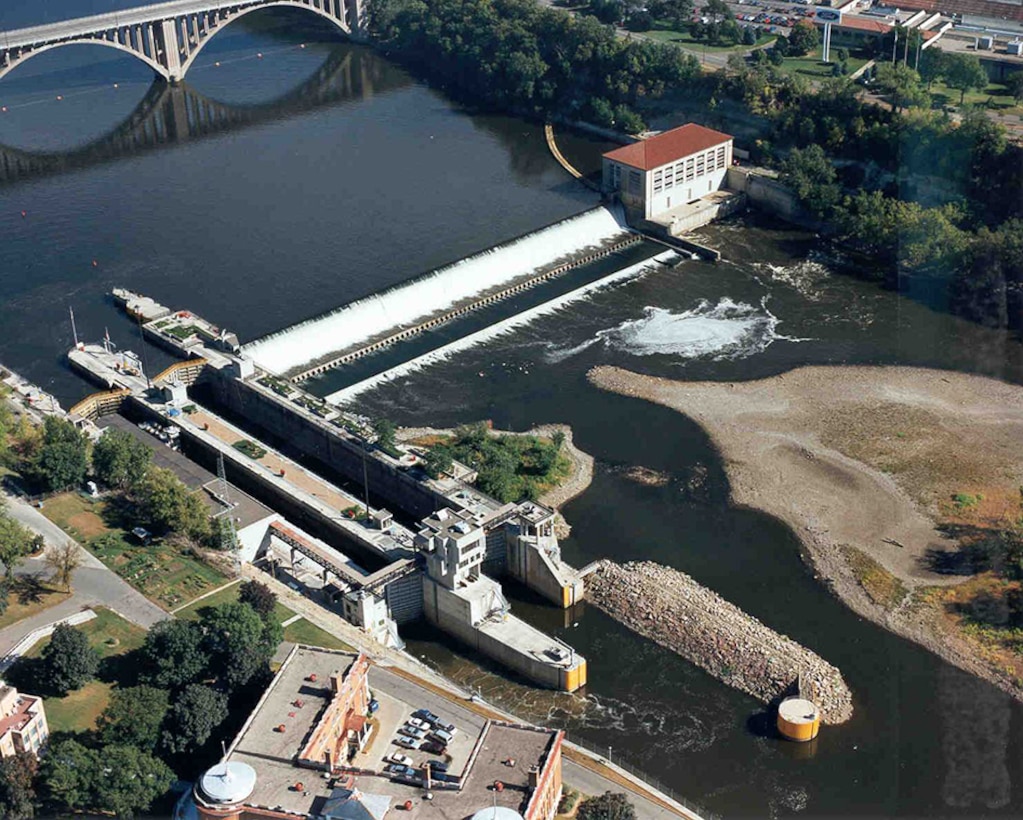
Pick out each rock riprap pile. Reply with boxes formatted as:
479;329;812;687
587;560;853;724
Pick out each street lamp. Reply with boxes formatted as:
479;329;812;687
607;746;612;764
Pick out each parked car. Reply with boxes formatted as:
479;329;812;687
420;740;446;754
428;728;454;745
369;699;380;714
400;724;429;740
395;736;423;750
407;717;432;730
387;753;414;766
422;759;449;773
431;719;456;734
413;709;440;723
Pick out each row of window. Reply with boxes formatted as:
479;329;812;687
653;146;727;194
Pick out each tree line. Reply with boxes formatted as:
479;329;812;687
368;0;701;132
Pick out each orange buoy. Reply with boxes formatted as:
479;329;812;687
92;260;98;267
494;781;504;792
20;210;26;217
276;724;286;733
294;782;305;792
404;801;413;811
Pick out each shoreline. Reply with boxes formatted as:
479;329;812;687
587;364;1023;703
396;423;594;532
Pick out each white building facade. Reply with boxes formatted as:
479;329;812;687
602;123;734;219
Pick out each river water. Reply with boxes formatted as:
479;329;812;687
2;7;1023;819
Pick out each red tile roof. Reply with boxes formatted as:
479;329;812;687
830;15;892;33
603;124;732;172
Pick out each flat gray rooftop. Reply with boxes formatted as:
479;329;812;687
222;648;559;820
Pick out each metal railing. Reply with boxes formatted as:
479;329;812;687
563;733;721;820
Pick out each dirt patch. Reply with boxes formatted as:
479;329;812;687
588;364;1023;702
622;466;671;487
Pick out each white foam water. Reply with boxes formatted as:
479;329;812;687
580;297;792;361
326;251;678;404
244;206;628;375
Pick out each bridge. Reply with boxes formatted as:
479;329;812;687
0;48;404;185
0;0;362;84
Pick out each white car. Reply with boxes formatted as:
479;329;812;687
407;717;432;730
387;753;414;766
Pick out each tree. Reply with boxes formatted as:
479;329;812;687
139;618;207;689
1006;71;1023;104
161;684;229;755
43;541;81;593
372;418;398;454
874;62;922;112
769;45;785;66
741;25;757;46
0;751;37;820
423;445;454;479
657;0;693;30
42;622;99;695
944;52;988;104
703;0;732;22
787;20;819;57
0;506;34;579
91;744;173;819
32;417;89;492
200;602;281;691
918;47;949;90
780;144;840;218
92;429;151;490
41;739;97;813
578;792;637;820
134;466;211;543
97;685;170;752
239;579;278;621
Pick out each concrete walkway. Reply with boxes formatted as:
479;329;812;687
0;492;167;655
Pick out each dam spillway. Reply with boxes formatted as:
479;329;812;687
244;206;631;379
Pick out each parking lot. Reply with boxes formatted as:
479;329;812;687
354;666;487;781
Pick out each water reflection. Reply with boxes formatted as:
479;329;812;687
0;46;410;186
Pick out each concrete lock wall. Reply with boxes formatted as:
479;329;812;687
203;373;448;520
506;538;579;608
726;167;802;222
422;579;569;690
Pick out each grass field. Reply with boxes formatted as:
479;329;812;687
22;608;147;734
175;582;292;625
640;25;775;53
42;491;227;611
282;618;354;651
928;80;1023;115
0;583;70;631
776;49;869;79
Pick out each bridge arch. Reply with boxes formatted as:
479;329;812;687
0;39;171;84
177;2;352;80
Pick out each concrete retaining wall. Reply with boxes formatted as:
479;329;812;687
726;167;806;224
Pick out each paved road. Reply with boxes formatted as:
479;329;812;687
0;492;167;654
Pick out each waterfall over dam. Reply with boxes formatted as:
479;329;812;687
244;206;629;377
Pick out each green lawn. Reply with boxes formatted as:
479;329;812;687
928;80;1023;114
283;617;354;651
175;581;292;625
776;49;869;79
640;25;775;53
22;608;147;734
41;492;228;611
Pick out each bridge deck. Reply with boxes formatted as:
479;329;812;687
1;1;252;46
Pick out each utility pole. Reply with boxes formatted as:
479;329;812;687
891;29;898;65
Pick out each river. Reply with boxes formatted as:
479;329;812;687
2;6;1022;819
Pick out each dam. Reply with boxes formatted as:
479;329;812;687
244;206;661;391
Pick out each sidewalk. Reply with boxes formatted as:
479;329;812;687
0;492;167;655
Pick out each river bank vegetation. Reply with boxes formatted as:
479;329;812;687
365;0;1023;330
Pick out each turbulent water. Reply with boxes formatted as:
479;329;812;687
246;206;627;375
